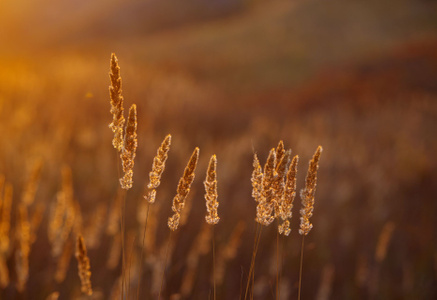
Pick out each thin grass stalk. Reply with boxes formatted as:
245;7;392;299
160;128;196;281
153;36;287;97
252;226;263;300
298;236;305;300
212;225;216;300
158;231;173;300
118;189;127;300
137;202;150;299
126;235;137;300
244;223;259;300
276;221;280;300
244;223;262;300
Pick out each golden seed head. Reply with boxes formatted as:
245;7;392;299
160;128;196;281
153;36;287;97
272;149;291;217
278;155;299;236
251;154;263;202
75;235;93;296
204;155;219;225
299;146;322;236
168;147;199;231
146;134;172;203
275;140;285;169
256;148;277;226
109;53;125;152
120;104;138;190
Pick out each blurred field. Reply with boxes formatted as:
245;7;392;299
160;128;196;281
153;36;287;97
1;0;437;299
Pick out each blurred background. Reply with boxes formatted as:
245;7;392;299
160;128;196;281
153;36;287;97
1;0;437;299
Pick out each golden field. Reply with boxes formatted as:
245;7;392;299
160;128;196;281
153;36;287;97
1;0;437;299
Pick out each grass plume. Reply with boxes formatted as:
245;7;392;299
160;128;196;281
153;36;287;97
145;134;172;203
278;155;299;236
168;147;200;231
109;53;125;152
299;146;323;236
119;104;138;190
75;234;93;296
204;154;219;225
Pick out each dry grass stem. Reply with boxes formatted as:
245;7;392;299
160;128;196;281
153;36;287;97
204;154;219;225
15;204;31;292
278;155;299;236
0;182;12;254
21;159;43;206
145;134;172;203
84;203;106;249
109;53;125;152
375;221;396;263
107;232;122;270
143;203;160;255
299;146;323;236
30;203;44;245
168;147;200;231
216;221;246;285
181;223;212;296
55;239;73;283
120;104;138;190
75;234;93;296
48;166;76;257
106;188;123;236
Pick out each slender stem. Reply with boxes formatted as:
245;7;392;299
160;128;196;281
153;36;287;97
298;236;305;300
279;234;285;299
276;226;280;300
212;225;216;300
158;231;173;300
244;223;260;300
137;202;151;299
119;189;127;300
115;153;127;300
127;236;137;300
252;226;262;300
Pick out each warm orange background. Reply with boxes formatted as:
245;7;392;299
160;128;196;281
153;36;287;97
1;0;437;299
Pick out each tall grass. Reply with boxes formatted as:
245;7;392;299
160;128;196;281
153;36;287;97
0;53;325;299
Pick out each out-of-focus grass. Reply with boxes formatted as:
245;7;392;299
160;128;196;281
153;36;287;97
1;0;437;298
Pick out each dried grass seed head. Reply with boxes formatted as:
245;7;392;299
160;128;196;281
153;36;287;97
75;234;93;296
256;148;277;226
168;147;200;231
109;53;125;152
272;149;292;217
251;154;263;202
120;104;138;190
278;155;299;236
146;134;172;203
204;154;219;225
299;146;323;236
